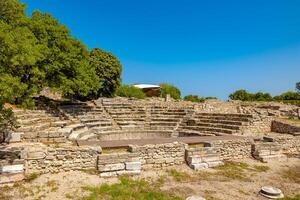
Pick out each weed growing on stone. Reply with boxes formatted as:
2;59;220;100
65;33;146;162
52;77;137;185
25;172;40;182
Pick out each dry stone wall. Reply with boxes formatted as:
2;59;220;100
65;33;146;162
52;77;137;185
24;144;99;174
129;142;186;169
209;138;253;160
263;134;300;155
271;120;300;135
98;153;141;177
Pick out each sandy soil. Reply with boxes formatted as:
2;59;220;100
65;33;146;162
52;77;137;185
1;157;299;200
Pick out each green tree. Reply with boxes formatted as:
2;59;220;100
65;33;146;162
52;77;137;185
159;83;181;100
89;48;122;97
0;101;17;143
229;90;251;101
296;82;300;94
116;85;145;99
184;95;205;103
0;0;26;25
273;91;300;101
252;92;273;101
29;11;100;98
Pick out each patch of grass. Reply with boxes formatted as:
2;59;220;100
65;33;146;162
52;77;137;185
82;176;183;200
281;166;300;184
214;162;251;181
252;165;270;172
25;172;40;182
280;194;300;200
46;180;58;192
168;169;192;182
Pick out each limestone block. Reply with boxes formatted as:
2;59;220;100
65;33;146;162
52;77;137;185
125;161;141;171
201;155;220;162
5;132;23;143
0;172;25;184
117;170;141;176
186;156;202;165
191;163;209;170
0;164;24;173
100;171;117;177
26;151;46;160
99;163;125;172
206;161;224;168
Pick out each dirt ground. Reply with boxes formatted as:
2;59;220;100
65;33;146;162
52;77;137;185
1;157;299;200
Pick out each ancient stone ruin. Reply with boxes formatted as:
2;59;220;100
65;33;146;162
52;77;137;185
0;97;299;183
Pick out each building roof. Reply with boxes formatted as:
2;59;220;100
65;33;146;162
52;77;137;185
133;84;160;89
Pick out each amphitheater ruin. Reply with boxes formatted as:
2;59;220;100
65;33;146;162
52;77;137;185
0;97;300;183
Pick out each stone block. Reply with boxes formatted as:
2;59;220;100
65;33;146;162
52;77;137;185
191;163;209;170
5;132;23;143
206;161;224;168
27;151;46;160
100;171;117;177
125;161;141;171
186;156;202;165
201;155;220;162
117;170;141;176
99;163;125;172
0;164;24;173
0;172;25;184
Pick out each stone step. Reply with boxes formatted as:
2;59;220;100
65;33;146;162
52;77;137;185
188;122;241;130
66;123;86;131
195;119;245;126
195;116;251;122
151;118;181;122
196;113;252;118
181;126;237;134
86;122;112;128
150;122;178;126
178;130;216;136
17;123;51;132
68;127;89;140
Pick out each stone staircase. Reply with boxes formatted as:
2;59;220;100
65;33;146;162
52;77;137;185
11;109;72;143
58;101;114;140
252;142;287;162
178;113;253;136
101;99;147;130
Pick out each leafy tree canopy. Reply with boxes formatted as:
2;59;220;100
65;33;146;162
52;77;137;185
90;48;122;97
296;82;300;94
229;90;273;101
159;83;181;100
116;85;145;99
184;95;205;103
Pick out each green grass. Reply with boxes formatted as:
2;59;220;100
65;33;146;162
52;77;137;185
25;172;40;182
168;169;192;182
281;166;300;184
280;194;300;200
82;176;183;200
252;165;270;172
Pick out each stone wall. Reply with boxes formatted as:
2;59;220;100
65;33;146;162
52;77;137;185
263;134;300;155
271;120;300;135
24;144;100;174
185;146;223;170
98;153;141;177
129;142;186;169
209;138;253;160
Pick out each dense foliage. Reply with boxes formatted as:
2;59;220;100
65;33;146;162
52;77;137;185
0;102;17;143
116;85;145;99
229;90;273;101
90;48;122;97
229;86;300;106
159;83;181;100
297;82;300;94
0;0;121;106
183;95;217;102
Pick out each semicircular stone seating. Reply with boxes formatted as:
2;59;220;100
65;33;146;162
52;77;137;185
11;98;254;143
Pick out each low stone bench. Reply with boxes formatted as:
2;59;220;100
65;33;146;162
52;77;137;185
252;143;287;163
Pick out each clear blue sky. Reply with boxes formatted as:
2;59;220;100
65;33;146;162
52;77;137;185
21;0;300;99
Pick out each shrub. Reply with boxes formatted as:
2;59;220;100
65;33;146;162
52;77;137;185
229;90;273;101
159;83;181;100
273;91;300;101
296;82;300;94
183;95;205;103
0;101;17;143
116;85;145;99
